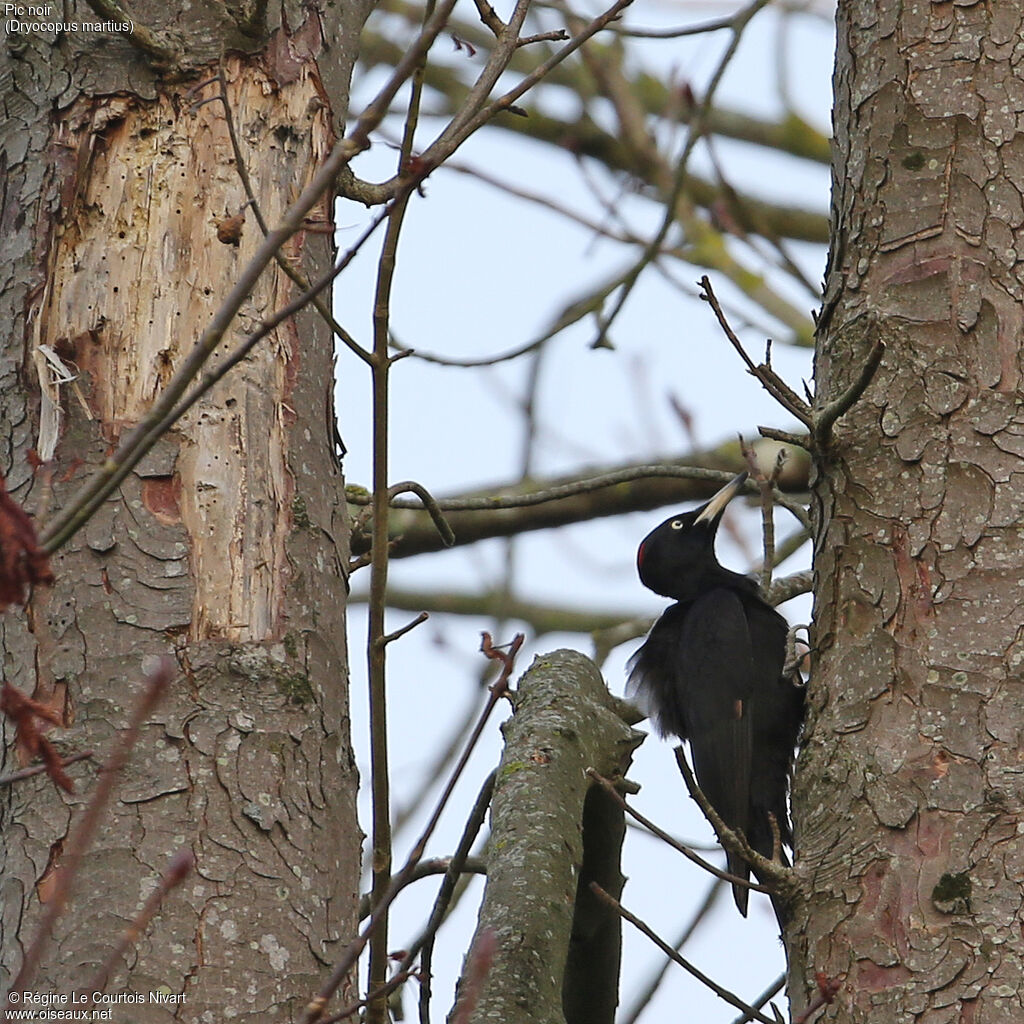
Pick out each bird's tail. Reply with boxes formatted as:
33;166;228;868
729;852;751;917
731;843;793;928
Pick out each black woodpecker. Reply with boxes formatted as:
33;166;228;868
627;472;804;918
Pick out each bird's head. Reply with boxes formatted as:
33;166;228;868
636;472;748;599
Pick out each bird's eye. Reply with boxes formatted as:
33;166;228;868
670;520;684;530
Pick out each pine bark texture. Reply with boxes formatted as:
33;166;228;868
1;2;370;1017
795;3;1024;1022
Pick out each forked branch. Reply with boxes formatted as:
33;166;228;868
700;275;885;450
673;747;799;911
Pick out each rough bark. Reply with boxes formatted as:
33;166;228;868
1;2;371;1016
794;3;1024;1021
452;649;641;1024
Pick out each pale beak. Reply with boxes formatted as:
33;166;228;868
693;472;749;525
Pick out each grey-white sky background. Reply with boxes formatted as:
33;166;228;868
336;2;834;1019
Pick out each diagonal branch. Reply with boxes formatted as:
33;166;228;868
812;338;885;447
700;276;813;427
587;770;770;894
673;747;799;911
590;884;778;1024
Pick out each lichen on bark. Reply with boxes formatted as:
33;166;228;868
796;3;1024;1021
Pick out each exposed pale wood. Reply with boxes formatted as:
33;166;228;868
39;57;333;640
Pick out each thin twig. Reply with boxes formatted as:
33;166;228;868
473;0;505;37
812;338;885;446
586;0;773;347
517;29;570;47
740;437;786;591
673;748;796;900
783;623;811;682
758;425;811;449
0;750;94;789
381;612;430;646
699;276;813;426
301;636;523;1024
412;772;496;1024
729;973;787;1024
438;0;535;145
388;330;546;367
320;971;419;1024
610;10;761;38
424;0;634;167
386;481;455;546
82;847;194;996
364;14;440;1013
619;877;725;1024
7;661;173;1001
590;884;777;1024
357;854;488;922
586;770;769;893
765;570;813;608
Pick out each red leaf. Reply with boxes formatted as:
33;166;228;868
0;473;54;611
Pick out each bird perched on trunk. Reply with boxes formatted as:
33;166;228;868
628;472;804;919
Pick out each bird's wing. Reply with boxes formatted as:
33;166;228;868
681;588;756;910
626;606;690;737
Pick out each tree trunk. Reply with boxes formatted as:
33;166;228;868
1;3;370;1016
794;3;1024;1021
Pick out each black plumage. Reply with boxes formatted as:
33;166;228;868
628;472;804;917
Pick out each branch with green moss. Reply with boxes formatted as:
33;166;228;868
350;587;642;636
347;442;811;558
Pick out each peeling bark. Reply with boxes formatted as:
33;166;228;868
1;2;373;1017
795;4;1024;1021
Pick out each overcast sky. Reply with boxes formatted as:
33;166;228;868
336;2;835;1019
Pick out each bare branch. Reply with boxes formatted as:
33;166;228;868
765;570;813;607
729;975;787;1024
410;772;495;1024
352;586;639;636
812;338;885;447
586;770;770;893
0;750;93;789
619;878;726;1024
700;276;813;426
587;0;776;348
380;611;430;646
386;481;456;546
590;884;778;1024
301;636;520;1024
357;854;488;921
673;748;799;912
